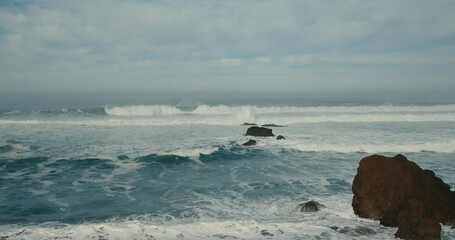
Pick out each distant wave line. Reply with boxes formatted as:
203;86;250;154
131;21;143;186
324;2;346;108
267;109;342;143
104;104;455;116
1;113;454;126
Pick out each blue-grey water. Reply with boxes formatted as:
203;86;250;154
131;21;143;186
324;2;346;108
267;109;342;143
0;93;454;239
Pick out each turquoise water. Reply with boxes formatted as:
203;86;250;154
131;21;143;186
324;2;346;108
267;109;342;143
1;97;454;239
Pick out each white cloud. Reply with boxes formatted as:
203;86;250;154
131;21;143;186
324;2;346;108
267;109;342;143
0;0;454;92
282;52;455;66
257;56;272;64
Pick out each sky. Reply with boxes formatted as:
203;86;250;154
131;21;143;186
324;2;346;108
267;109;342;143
0;0;455;94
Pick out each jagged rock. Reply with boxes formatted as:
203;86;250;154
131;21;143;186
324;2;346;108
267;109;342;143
352;154;455;239
297;200;325;212
242;139;257;146
276;135;285;140
245;126;274;137
394;199;441;240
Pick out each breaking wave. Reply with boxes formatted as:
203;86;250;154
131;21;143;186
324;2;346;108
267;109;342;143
105;105;183;116
104;104;455;116
0;104;454;126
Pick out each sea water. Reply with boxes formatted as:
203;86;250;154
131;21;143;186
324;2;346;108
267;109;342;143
0;93;454;239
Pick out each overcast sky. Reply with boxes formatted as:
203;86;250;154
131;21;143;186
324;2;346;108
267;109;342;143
1;0;454;93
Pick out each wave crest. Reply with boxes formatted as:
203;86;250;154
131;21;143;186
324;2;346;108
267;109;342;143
1;104;454;126
105;105;184;116
104;104;455;117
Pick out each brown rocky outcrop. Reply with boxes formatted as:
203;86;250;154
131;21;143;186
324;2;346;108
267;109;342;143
352;154;455;239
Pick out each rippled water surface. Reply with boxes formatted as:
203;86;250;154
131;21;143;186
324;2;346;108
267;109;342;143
1;101;454;239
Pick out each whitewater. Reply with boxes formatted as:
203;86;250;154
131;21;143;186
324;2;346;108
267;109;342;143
1;101;454;239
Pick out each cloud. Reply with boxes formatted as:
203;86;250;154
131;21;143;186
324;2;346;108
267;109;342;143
282;52;455;66
257;56;272;64
219;58;244;66
0;0;454;92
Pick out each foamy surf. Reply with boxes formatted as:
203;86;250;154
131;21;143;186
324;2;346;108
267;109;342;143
0;219;399;240
258;139;455;153
1;102;455;240
104;104;455;117
0;104;454;128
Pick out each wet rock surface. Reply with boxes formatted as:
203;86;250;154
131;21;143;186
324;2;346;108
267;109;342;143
242;139;257;146
352;154;455;239
245;126;274;137
260;230;274;236
297;200;325;212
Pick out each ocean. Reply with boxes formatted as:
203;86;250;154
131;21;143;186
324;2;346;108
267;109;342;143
0;92;454;239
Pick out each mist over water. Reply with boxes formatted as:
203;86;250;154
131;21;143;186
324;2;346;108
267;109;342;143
1;91;454;239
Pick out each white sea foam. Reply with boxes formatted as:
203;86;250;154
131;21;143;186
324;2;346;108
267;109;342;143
0;206;401;240
259;139;455;153
158;147;220;158
74;158;142;200
105;104;455;116
105;105;184;116
0;191;425;240
1;104;454;126
0;112;454;126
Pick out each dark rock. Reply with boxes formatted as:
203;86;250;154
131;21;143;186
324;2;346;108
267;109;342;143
243;122;257;126
260;230;274;236
276;135;285;140
262;123;284;127
242;139;257;146
245;126;274;137
329;226;339;231
394;199;441;240
297;200;325;212
352;154;455;239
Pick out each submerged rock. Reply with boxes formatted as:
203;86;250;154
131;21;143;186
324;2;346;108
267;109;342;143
242;139;257;146
352;154;455;239
245;126;274;137
276;135;285;140
297;200;325;212
260;230;274;236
